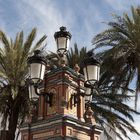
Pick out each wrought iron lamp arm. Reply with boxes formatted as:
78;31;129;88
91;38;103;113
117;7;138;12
34;84;53;107
84;82;99;95
72;81;100;106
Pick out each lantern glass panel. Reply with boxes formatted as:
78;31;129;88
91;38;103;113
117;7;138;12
83;65;100;85
85;88;92;102
29;85;39;100
66;38;70;50
57;37;68;50
29;63;46;83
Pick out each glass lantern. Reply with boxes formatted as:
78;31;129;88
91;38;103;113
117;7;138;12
28;50;46;84
54;26;71;55
83;51;100;87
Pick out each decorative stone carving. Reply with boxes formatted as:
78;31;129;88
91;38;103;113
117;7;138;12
84;107;96;125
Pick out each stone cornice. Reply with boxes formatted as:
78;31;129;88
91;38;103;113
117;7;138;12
21;114;102;134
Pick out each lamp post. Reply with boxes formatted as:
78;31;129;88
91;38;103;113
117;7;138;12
27;50;53;106
27;27;71;106
28;50;46;85
54;26;71;56
83;51;100;88
27;27;100;107
82;51;100;106
72;51;100;105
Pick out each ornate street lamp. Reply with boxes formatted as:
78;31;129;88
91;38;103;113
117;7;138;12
28;50;46;85
54;26;71;56
28;27;72;105
83;51;100;88
82;51;100;106
73;51;100;105
27;50;53;106
27;27;100;107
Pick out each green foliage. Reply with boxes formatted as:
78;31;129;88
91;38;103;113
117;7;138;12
67;43;87;72
90;89;140;140
92;6;140;139
46;43;88;72
0;28;47;139
93;6;140;107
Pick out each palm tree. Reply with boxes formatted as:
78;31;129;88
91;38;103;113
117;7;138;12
0;29;47;140
67;43;87;73
45;43;88;73
92;6;140;108
90;87;139;140
66;44;140;139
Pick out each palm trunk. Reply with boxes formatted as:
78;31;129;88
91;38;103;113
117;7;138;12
8;95;20;140
8;107;19;140
8;109;19;140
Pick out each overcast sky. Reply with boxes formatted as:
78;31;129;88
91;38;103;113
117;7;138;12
0;0;140;140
